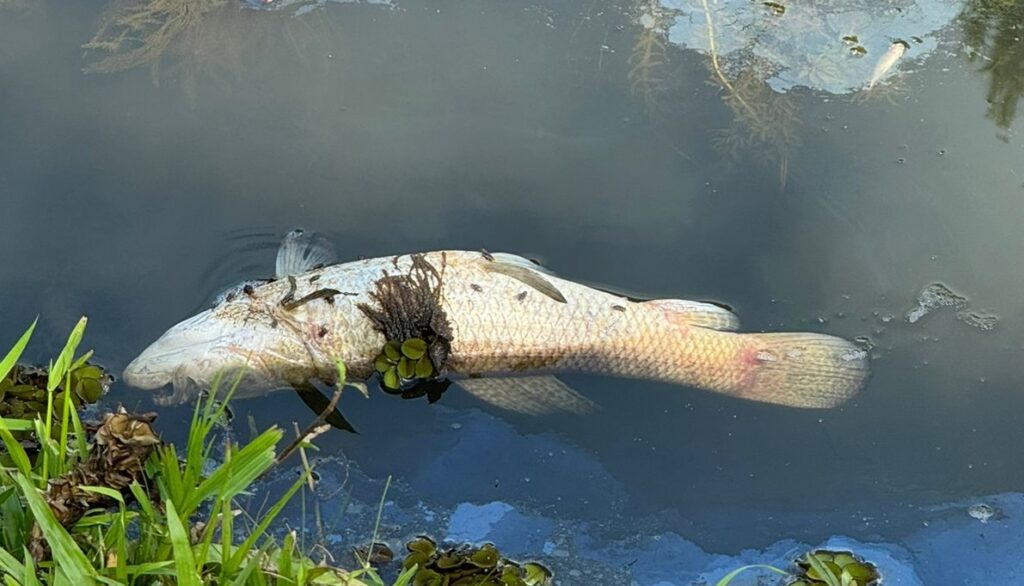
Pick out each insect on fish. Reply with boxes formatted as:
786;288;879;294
123;230;870;430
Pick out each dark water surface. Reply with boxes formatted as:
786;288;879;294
2;0;1024;578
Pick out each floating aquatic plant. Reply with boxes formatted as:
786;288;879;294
789;550;880;586
0;322;111;440
401;537;552;586
375;338;436;391
715;549;880;586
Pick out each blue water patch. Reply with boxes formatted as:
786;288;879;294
257;406;1024;584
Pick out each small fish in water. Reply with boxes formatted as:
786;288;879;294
123;230;870;429
868;41;909;89
967;503;1002;523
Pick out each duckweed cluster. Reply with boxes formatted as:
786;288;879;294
402;537;552;586
789;550;879;586
0;361;110;421
375;338;436;390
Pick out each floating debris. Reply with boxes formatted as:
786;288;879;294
401;537;552;586
905;282;968;323
956;311;999;332
905;282;998;331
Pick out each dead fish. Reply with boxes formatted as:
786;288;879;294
868;41;909;89
123;231;869;423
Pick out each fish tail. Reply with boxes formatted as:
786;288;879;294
708;332;870;408
629;301;869;408
743;333;871;407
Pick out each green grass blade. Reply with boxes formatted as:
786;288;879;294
0;547;26;578
165;500;201;586
68;350;94;373
121;561;175;577
336;359;346;384
277;532;295;580
13;475;97;581
226;471;307;573
229;542;275;586
0;318;36;382
77;486;126;504
129;481;159;522
715;564;789;586
183;427;282;515
47;317;87;392
392;565;419;586
56;370;73;477
0;419;32;477
0;419;35;432
805;554;841;586
366;475;392;571
20;550;40;586
67;397;89;463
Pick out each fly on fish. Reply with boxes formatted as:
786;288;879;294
123;230;870;432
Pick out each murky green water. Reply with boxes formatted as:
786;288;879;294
2;0;1023;572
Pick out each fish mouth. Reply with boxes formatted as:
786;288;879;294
123;309;251;393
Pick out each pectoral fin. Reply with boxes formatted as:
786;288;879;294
456;376;596;416
483;261;567;303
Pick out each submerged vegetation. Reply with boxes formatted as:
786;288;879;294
628;0;675;116
81;0;343;98
709;64;801;189
695;0;801;189
83;0;233;77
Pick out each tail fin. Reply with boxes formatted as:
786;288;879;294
735;333;869;408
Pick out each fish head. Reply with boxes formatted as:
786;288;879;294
123;289;329;402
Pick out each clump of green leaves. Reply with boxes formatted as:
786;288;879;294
714;549;880;586
789;550;879;586
0;317;415;586
0;347;111;425
374;338;435;391
400;536;552;586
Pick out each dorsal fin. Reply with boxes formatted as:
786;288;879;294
645;298;741;331
456;376;596;416
275;229;336;278
488;252;557;276
482;256;566;303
